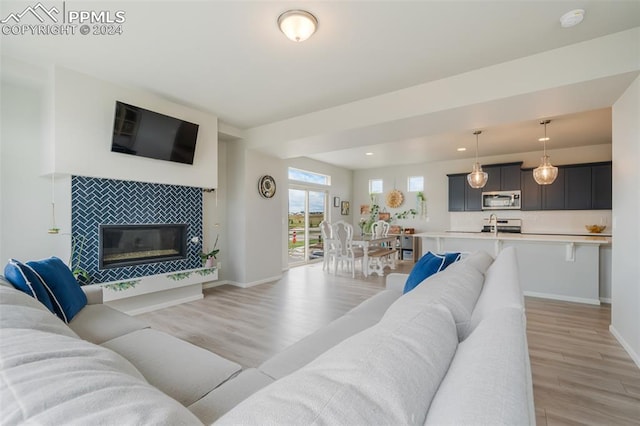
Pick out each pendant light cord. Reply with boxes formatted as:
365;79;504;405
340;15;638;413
474;130;481;162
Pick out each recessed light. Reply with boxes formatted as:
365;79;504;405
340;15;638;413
365;152;374;156
457;147;467;152
560;9;585;28
538;137;550;142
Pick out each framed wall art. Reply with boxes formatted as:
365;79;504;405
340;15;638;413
341;201;350;215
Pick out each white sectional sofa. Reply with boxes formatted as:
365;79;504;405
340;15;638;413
1;247;534;425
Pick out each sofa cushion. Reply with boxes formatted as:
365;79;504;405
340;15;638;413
425;307;534;426
345;288;402;319
462;250;495;274
260;313;381;379
403;252;460;293
4;259;54;312
385;260;484;340
102;329;242;406
218;304;458;425
68;304;149;344
188;368;274;424
26;257;87;322
0;328;202;425
468;247;524;337
0;285;79;339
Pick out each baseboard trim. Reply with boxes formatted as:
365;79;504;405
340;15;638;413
523;291;600;306
127;294;203;316
202;280;229;289
599;297;612;304
609;324;640;369
226;274;283;288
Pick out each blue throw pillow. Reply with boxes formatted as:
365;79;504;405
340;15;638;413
26;257;87;323
4;259;55;312
403;251;461;294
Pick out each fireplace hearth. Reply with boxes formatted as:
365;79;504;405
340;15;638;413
99;224;188;269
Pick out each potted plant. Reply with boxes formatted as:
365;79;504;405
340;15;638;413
70;235;91;285
200;235;219;268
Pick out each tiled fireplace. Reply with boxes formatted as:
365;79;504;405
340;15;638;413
71;176;202;284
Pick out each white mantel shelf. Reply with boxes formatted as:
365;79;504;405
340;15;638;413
416;231;611;306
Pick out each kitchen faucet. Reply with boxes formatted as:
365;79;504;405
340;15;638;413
489;214;498;236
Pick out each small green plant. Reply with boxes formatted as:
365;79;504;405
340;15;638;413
200;235;220;265
70;235;91;285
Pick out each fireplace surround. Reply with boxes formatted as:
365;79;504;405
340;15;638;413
99;224;188;269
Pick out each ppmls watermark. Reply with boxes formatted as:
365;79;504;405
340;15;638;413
1;2;125;36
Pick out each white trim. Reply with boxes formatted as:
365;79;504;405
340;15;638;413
125;294;203;316
226;274;283;289
523;291;600;306
202;280;229;289
599;297;612;304
609;325;640;369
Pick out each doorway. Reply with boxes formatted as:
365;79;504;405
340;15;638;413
288;188;327;266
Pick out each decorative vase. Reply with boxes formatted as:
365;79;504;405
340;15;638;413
205;257;215;268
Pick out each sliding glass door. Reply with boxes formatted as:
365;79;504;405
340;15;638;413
288;188;327;266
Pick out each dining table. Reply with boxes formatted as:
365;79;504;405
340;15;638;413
351;234;399;277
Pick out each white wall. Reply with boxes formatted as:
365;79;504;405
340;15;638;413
202;138;228;282
0;81;70;263
223;143;285;286
47;66;218;188
611;76;640;367
353;144;612;234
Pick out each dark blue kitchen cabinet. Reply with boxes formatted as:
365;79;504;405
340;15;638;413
521;169;542;211
565;166;592;210
448;174;466;212
591;163;612;209
542;167;565;210
501;164;522;191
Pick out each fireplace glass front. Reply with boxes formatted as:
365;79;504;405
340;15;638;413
99;224;188;269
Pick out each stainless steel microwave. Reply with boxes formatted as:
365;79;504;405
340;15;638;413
481;190;521;210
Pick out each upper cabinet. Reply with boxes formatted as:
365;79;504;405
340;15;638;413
448;163;522;212
520;161;612;211
591;163;612;209
450;161;612;212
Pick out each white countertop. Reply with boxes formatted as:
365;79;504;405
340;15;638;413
414;231;611;245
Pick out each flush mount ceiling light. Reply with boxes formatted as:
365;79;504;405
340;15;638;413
533;120;559;185
560;9;585;28
278;10;318;42
467;130;488;189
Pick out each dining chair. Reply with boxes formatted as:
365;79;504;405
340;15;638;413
371;220;390;238
331;221;364;278
319;220;335;271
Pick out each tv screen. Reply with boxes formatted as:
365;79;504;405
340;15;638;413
111;101;199;165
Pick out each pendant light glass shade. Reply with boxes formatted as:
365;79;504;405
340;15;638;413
533;120;558;185
278;10;318;42
467;130;488;188
533;155;558;185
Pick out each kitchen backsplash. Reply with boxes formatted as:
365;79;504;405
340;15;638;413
449;210;612;235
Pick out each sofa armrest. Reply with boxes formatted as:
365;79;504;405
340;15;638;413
82;285;103;305
385;273;408;292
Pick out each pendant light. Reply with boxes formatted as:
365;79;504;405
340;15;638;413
467;130;488;189
533;120;558;185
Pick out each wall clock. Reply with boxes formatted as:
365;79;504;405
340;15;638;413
258;175;276;198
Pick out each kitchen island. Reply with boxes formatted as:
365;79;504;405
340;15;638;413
416;231;611;305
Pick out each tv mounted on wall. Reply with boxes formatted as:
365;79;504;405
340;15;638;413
111;101;199;165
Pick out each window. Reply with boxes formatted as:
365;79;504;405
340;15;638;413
288;168;330;186
408;176;424;192
369;179;383;194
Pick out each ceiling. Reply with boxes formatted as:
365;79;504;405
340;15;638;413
1;1;639;169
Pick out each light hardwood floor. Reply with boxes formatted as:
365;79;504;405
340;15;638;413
139;261;640;425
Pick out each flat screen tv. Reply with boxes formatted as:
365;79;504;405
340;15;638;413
111;101;199;165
